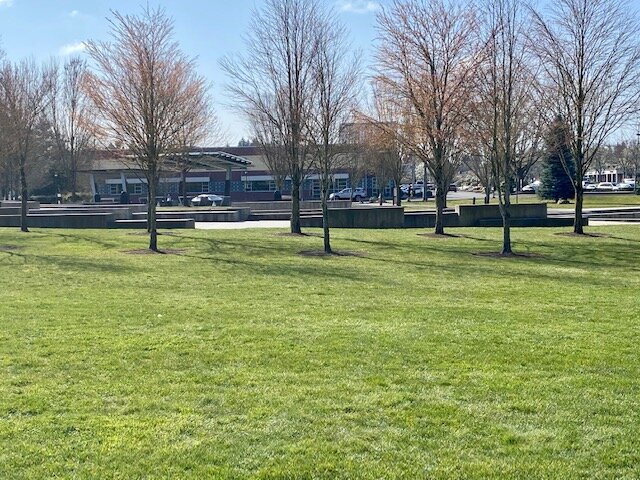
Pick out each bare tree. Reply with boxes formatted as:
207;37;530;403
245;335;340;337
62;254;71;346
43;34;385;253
0;59;53;232
337;123;368;196
306;10;360;254
376;0;482;235
462;154;493;204
472;0;536;254
85;7;209;251
169;100;217;207
368;140;393;206
364;84;410;207
251;114;289;194
0;46;8;199
50;57;93;201
620;133;640;180
531;0;640;234
221;0;321;234
513;105;544;192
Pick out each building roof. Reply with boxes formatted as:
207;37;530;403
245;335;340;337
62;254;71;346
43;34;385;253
166;151;252;170
88;148;254;172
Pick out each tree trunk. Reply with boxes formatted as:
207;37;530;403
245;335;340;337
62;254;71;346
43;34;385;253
396;184;402;207
291;177;302;234
19;159;28;233
434;185;446;235
502;217;512;254
70;160;78;202
500;196;512;255
148;175;158;251
146;194;152;233
321;184;331;254
574;184;584;234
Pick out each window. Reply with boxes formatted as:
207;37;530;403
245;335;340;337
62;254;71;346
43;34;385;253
246;180;276;192
166;182;178;194
335;178;348;190
187;182;209;193
108;184;121;195
310;179;321;199
131;184;144;195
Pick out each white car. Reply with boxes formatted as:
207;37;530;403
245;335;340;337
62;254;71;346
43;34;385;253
617;182;635;191
597;182;615;191
329;187;367;201
191;194;224;206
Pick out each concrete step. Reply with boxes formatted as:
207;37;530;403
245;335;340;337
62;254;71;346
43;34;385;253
0;213;114;228
133;209;249;222
476;217;586;227
111;218;195;229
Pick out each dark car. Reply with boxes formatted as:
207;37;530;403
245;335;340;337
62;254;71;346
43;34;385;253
448;183;457;192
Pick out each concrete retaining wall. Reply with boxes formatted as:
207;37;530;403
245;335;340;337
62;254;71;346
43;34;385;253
37;207;133;221
404;211;461;228
134;208;250;222
477;217;586;227
112;218;195;229
235;200;351;211
0;207;21;215
300;207;405;229
0;200;40;209
456;204;547;226
0;213;114;228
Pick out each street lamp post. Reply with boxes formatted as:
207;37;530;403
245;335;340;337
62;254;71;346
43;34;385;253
53;173;61;204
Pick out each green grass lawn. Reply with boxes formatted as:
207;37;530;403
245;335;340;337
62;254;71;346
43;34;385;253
1;225;640;478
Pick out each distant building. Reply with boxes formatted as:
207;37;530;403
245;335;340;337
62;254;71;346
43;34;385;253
85;146;395;203
584;168;625;184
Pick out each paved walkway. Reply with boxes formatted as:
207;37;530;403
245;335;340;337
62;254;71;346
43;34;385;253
196;220;290;230
588;220;640;226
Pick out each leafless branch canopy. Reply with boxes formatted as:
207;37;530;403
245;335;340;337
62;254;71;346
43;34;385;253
530;0;640;173
84;7;210;170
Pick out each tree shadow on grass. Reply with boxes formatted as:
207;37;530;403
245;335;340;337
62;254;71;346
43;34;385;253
472;252;544;259
274;232;323;238
170;240;362;282
122;249;185;255
417;232;465;239
0;249;140;273
298;250;367;258
46;231;123;250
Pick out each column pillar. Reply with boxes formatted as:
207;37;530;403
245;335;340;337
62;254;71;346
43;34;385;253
225;167;232;197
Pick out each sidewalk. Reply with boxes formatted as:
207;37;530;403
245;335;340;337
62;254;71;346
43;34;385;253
196;220;290;230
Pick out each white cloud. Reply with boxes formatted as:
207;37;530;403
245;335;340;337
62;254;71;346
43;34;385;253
338;1;379;14
0;0;14;7
69;9;80;17
59;42;86;56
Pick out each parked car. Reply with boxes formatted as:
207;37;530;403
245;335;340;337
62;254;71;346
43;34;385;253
521;183;538;193
585;183;598;190
191;194;224;206
616;182;635;191
448;183;458;192
596;182;616;191
329;187;368;201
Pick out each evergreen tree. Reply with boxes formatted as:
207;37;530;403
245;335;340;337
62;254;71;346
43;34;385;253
538;117;575;202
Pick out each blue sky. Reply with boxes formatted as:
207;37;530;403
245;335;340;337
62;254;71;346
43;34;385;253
0;0;383;144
